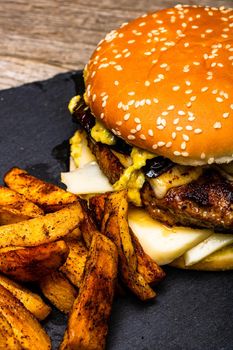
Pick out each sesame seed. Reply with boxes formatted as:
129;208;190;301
145;81;151;86
194;128;202;134
134;117;141;123
181;152;189;157
167;105;175;110
166;142;172;148
223;112;229;118
201;152;206;159
181;142;186;150
116;121;122;126
172;85;180;91
172;132;177;139
185;89;193;94
114;80;119;86
146;99;151;105
190;96;197;102
174;151;181;156
153;98;159;103
100;113;105;119
201;86;208;92
124;113;130;121
216;97;224;103
127;135;136;140
130;129;137;134
158;141;165;147
183;134;190;141
128;91;135;96
213;121;222;129
148;129;154;136
186;125;193;131
178;110;186;116
176;126;183;131
152;144;158;150
92;94;96;102
136;125;142;131
140;134;146;140
173;118;180;125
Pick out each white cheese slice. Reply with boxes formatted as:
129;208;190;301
128;208;212;265
61;161;113;194
184;234;233;266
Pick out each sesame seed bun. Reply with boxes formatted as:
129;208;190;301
85;5;233;166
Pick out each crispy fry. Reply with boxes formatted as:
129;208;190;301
79;199;100;248
60;240;88;288
0;274;51;320
89;193;109;227
0;313;21;349
100;191;156;300
0;241;69;282
0;285;51;349
0;203;83;249
4;167;77;212
40;271;77;314
65;227;82;241
0;185;43;225
64;233;118;350
90;193;165;286
130;229;165;285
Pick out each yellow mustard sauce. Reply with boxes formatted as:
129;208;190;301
113;148;155;206
91;120;116;145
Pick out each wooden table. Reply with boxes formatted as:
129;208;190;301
0;0;232;89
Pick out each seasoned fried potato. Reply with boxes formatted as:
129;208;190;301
101;191;156;300
90;192;165;286
0;274;51;320
60;240;88;288
0;185;43;225
79;199;100;248
40;271;77;314
63;233;118;350
0;241;68;282
65;227;82;241
0;313;21;349
0;285;51;349
130;229;165;285
4;167;77;212
0;203;83;248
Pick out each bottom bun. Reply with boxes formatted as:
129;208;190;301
170;245;233;271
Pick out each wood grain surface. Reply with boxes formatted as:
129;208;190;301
0;0;232;89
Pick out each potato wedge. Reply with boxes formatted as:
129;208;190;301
79;199;100;248
0;203;83;248
65;227;82;241
60;240;88;288
90;193;165;286
0;241;68;282
0;274;51;320
40;271;77;314
64;233;118;350
101;191;156;300
0;313;21;349
4;167;77;212
130;229;165;285
0;285;51;349
0;186;44;225
89;193;109;227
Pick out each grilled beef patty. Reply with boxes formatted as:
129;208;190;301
88;138;233;232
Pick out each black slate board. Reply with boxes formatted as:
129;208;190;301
1;72;233;350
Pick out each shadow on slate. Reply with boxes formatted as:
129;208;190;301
0;72;233;350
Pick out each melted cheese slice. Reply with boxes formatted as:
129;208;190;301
61;162;113;194
128;208;212;265
184;234;233;266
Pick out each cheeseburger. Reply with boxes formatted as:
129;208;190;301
62;5;233;270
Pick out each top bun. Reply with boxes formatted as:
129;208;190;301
85;5;233;166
